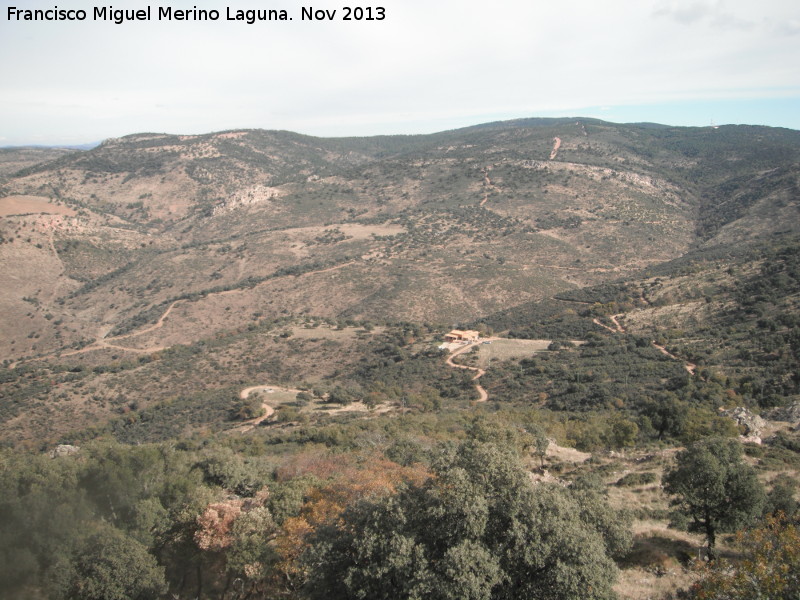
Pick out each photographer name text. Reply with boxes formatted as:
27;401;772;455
6;5;386;25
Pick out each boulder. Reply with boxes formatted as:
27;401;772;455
721;407;766;438
49;444;80;458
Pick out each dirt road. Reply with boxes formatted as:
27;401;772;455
609;314;625;333
479;169;494;207
549;137;562;160
652;342;696;375
229;384;302;433
445;340;496;402
592;314;625;334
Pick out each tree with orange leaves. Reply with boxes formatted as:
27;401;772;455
302;441;625;600
271;454;429;593
690;512;800;599
194;501;242;551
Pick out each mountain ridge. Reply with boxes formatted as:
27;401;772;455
1;117;798;366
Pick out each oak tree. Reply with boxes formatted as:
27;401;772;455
664;437;765;559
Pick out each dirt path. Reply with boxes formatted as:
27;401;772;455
591;311;696;376
554;296;594;305
114;299;185;340
609;314;626;333
479;169;494;207
445;340;496;402
53;338;168;360
229;384;302;433
303;261;355;276
236;256;248;280
592;314;625;334
45;299;185;361
549;137;562;160
100;341;167;354
592;318;618;334
652;342;696;375
43;219;70;304
112;261;354;340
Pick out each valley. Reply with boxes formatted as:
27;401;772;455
1;118;800;600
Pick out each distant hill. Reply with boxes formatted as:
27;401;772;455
0;146;85;177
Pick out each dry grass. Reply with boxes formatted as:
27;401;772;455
289;324;375;341
473;338;552;368
0;195;77;217
615;521;704;600
545;440;592;463
615;565;696;600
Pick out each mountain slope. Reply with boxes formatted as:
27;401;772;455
1;119;798;366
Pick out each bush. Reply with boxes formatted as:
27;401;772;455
615;472;658;487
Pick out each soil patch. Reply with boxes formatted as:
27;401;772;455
473;338;551;368
0;195;76;217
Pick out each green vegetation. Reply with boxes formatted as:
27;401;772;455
689;513;800;599
664;438;766;558
2;118;800;599
305;441;629;600
0;435;633;600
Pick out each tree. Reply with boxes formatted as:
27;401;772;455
569;474;633;560
643;395;689;441
605;415;639;449
62;527;166;600
664;438;765;559
528;424;549;468
690;513;800;599
226;506;277;595
303;441;625;600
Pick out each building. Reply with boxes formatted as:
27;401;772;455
444;329;480;343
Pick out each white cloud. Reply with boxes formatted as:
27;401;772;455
652;0;753;28
0;0;798;143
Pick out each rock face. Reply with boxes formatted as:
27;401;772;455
49;444;80;458
722;407;766;440
767;402;800;425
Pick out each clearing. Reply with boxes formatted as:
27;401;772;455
444;337;558;402
0;195;77;217
471;338;553;369
231;385;301;433
549;137;562;160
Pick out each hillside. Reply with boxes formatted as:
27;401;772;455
0;146;82;178
2;119;799;368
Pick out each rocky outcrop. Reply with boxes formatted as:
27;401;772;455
49;444;80;458
722;407;766;442
767;402;800;426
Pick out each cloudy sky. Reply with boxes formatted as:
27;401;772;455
1;0;798;144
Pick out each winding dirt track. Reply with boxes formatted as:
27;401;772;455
445;340;497;402
479;169;494;207
592;318;617;334
592;312;696;375
228;385;302;433
652;343;697;375
114;299;184;340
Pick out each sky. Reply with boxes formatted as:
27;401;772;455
1;0;798;145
